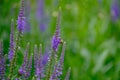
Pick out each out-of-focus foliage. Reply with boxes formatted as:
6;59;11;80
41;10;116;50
1;0;120;80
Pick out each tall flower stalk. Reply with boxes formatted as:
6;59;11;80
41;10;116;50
18;43;29;77
50;42;66;80
8;19;15;62
35;44;44;80
9;0;26;79
46;7;63;80
51;7;63;52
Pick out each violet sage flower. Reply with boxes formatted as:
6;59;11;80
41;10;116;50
17;0;26;33
8;19;15;62
51;8;63;52
111;0;120;22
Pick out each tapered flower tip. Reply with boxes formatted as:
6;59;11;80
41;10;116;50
17;0;26;32
51;7;63;52
10;19;14;34
55;7;61;37
26;55;33;77
34;44;38;57
65;67;71;80
25;42;30;52
39;44;42;54
34;44;38;68
8;19;15;61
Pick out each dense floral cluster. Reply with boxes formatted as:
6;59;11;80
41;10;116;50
0;0;70;80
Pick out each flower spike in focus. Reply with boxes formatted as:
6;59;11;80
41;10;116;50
17;0;26;33
52;7;63;52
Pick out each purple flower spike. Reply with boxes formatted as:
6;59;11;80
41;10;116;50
56;42;66;76
52;8;63;52
17;0;26;33
34;45;38;69
26;55;32;77
18;43;29;76
8;19;15;61
50;42;66;79
111;0;120;21
36;0;49;32
50;64;61;80
0;41;5;79
35;44;44;79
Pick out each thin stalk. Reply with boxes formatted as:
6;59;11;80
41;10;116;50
8;31;22;79
46;51;56;80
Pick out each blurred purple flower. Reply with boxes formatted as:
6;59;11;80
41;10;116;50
36;0;49;32
15;78;19;80
17;0;26;33
0;41;5;79
42;52;49;66
8;19;15;61
24;0;31;32
111;0;120;21
52;9;63;52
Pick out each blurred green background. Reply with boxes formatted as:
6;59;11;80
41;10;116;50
1;0;120;80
